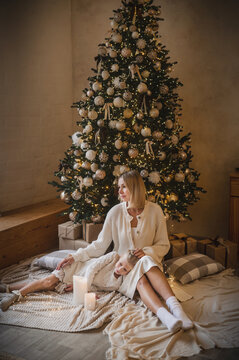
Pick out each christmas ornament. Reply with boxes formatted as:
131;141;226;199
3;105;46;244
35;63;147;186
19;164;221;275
60;191;70;202
137;82;148;93
99;151;109;162
72;189;81;200
129;25;137;32
141;127;151;137
111;64;119;72
140;169;148;178
154;61;161;71
109;120;117;129
149;171;160;184
149;108;159;118
113;165;121;176
155;102;163;110
122;141;128;148
147;90;152;96
115;139;123;149
91;215;103;223
175;172;185;182
137;39;146;49
87;90;94;97
69;211;77;222
128;148;139;158
86;149;97;161
101;70;110;80
187;174;195;183
81;93;88;101
168;194;178;202
74;150;81;156
123;108;133;118
179;151;187;160
82;161;91;170
113;97;124;108
185;168;191;175
79;108;88;117
165;119;173;129
61;176;68;183
171;135;178;145
136;55;144;63
101;197;109;207
120;165;130;174
83;124;93;134
123;91;132;101
158;151;166;161
83;177;93;187
113;77;121;88
97;119;105;127
147;50;157;60
72;132;82;146
116;120;126;131
109;49;117;58
114;12;123;22
119;24;127;31
133;123;142;133
88;110;98;120
110;19;118;29
142;70;150;78
113;154;120;162
107;87;114;96
91;163;98;172
112;33;122;43
98;47;107;57
119;81;126;89
73;162;81;170
136;111;144;120
160;85;169;94
94;96;105;106
165;175;173;183
132;31;139;39
95;169;106;180
121;48;132;58
152;131;163;140
92;81;102;91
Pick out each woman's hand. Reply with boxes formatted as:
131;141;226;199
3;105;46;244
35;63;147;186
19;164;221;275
133;248;145;259
56;255;75;270
64;284;73;292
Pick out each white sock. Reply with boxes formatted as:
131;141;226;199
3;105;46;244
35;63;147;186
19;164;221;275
156;307;182;333
166;296;193;330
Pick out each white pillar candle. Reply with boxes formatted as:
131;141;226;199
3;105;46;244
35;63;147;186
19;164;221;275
73;276;88;305
84;292;96;311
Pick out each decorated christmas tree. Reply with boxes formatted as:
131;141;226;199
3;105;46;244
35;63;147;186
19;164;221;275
50;0;205;224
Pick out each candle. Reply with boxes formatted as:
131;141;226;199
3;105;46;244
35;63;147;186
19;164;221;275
84;292;96;311
73;275;88;305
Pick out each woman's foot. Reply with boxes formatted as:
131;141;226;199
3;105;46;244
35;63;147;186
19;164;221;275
166;296;193;330
0;293;19;311
156;306;182;333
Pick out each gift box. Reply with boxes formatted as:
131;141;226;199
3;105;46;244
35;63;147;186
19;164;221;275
222;240;238;268
206;243;227;267
84;222;104;243
59;237;89;250
166;239;185;259
185;237;198;254
58;221;83;240
197;238;213;254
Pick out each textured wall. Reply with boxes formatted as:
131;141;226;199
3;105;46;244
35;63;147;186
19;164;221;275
0;0;73;212
1;0;239;240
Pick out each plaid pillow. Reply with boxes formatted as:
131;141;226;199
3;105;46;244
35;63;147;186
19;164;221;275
164;252;224;284
33;250;76;270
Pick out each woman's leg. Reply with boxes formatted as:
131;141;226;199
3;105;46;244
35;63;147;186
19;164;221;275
145;267;193;330
137;275;182;332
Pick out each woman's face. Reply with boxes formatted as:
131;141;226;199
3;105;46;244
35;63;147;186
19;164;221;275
118;177;131;202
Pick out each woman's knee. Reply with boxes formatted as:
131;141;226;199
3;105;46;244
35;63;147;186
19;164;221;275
41;275;59;289
137;275;148;290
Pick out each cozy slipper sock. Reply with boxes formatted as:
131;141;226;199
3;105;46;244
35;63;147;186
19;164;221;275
156;307;182;333
166;296;193;330
0;293;19;311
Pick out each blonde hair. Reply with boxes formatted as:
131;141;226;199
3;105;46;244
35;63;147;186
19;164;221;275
119;170;146;209
126;250;139;268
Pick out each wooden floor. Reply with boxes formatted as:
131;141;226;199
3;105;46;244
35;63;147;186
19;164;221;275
0;324;239;360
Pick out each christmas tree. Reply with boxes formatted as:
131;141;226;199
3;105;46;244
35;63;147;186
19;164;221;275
50;0;205;224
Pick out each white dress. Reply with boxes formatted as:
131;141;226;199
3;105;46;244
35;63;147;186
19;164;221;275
71;201;170;299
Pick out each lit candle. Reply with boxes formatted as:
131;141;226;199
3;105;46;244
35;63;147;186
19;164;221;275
73;275;88;305
84;292;96;311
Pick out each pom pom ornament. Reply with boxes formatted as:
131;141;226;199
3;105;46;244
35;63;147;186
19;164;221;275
160;85;169;94
136;55;144;63
83;177;93;187
92;81;102;91
123;91;132;101
142;70;150;78
91;163;98;172
86;149;97;161
116;120;126;131
110;20;118;29
132;31;139;39
147;50;157;60
137;82;148;93
94;96;105;106
121;48;132;58
140;169;149;178
171;135;179;145
141;127;151;137
88;110;98;120
149;171;161;184
99;151;109;162
123;108;133;118
111;64;119;72
113;97;124;108
81;93;88;101
101;70;110;80
109;120;117;129
72;189;81;200
119;81;126;89
137;39;146;49
153;131;163;140
128;148;139;158
95;169;106;180
149;108;159;118
107;87;114;96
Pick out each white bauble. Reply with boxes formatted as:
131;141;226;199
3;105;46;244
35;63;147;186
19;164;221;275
120;165;130;174
175;172;185;182
123;91;132;101
72;189;81;200
147;50;157;60
158;151;166;161
155;102;163;110
137;39;146;49
111;64;119;72
116;120;126;131
99;151;109;162
74;149;81;156
165;119;173;129
86;149;97;161
123;108;133;118
87;90;94;97
109;120;117;129
140;169;149;178
83;124;93;134
60;191;70;202
88;110;98;120
115;139;123;149
73;162;80;170
69;211;77;222
121;48;132;58
101;197;109;207
92;81;102;91
61;176;68;183
97;119;104;127
113;97;124;108
79;108;88;117
113;154;120;162
112;33;122;43
72;132;82;146
142;70;150;78
149;108;159;118
128;148;139;158
137;82;148;93
152;131;163;140
171;135;178;145
91;163;98;172
132;31;139;39
149;171;161;184
141;127;151;137
101;70;110;80
83;177;93;187
94;96;105;106
95;169;106;180
82;161;91;170
98;47;107;57
109;49;117;58
107;87;114;96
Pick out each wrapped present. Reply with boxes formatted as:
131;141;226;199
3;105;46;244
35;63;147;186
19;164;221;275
206;243;226;267
58;221;83;240
59;237;88;250
185;237;198;254
206;237;238;268
166;239;185;259
85;222;104;243
197;238;212;254
223;240;238;268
